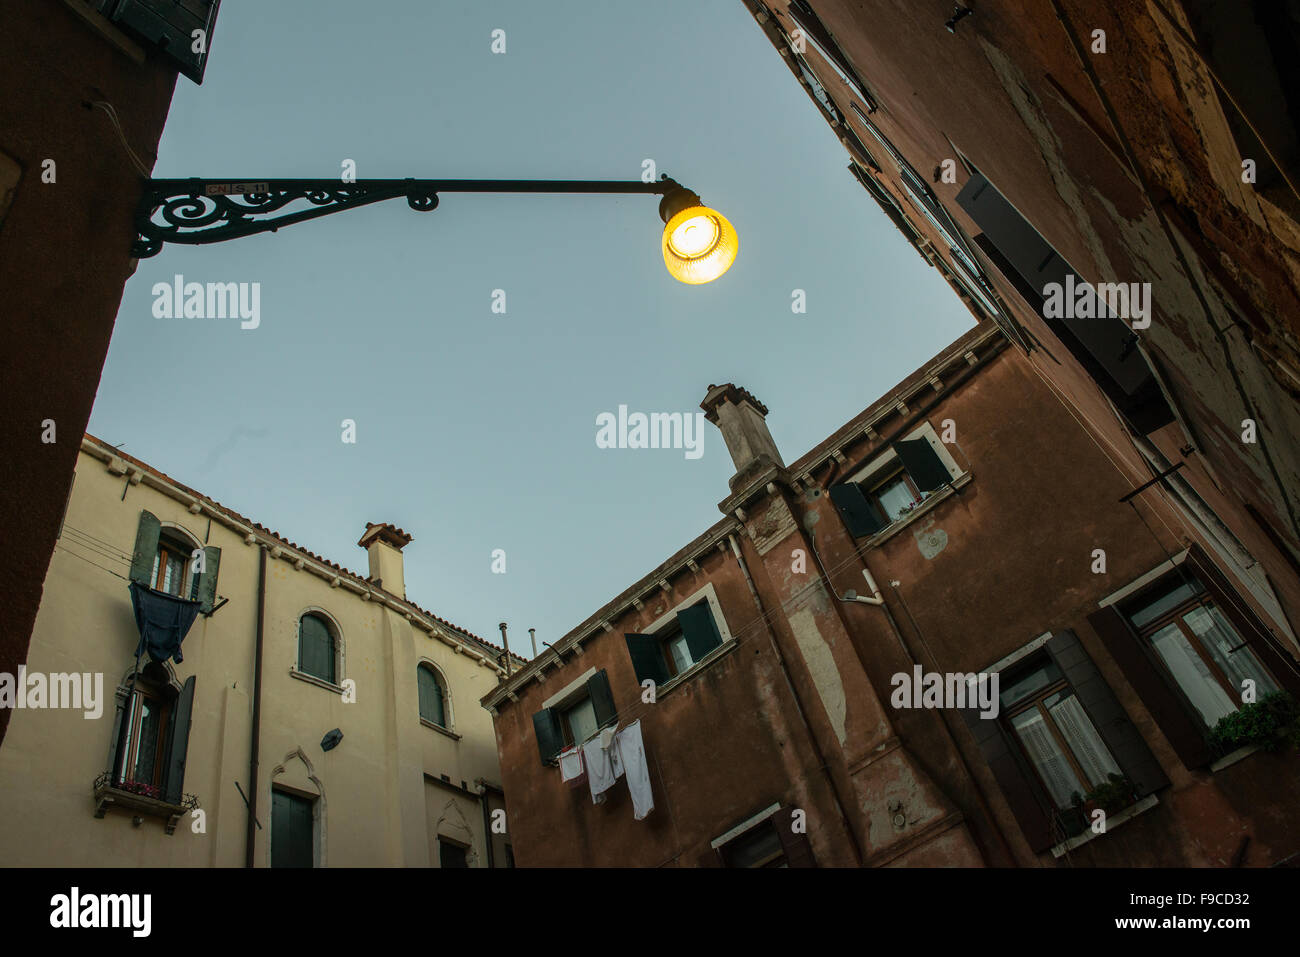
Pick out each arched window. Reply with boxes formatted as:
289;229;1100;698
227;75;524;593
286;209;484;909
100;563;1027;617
418;664;447;728
150;528;201;600
298;614;338;684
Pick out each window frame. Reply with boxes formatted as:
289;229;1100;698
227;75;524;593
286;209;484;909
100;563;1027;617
417;661;451;730
999;658;1120;810
295;611;342;687
115;685;172;790
624;583;735;694
1124;577;1280;729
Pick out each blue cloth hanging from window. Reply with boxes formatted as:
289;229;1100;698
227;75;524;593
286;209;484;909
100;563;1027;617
128;581;201;664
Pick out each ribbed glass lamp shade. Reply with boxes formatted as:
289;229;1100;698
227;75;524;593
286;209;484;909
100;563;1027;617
661;205;738;284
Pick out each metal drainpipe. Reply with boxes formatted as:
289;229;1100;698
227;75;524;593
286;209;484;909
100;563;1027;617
245;545;267;868
727;532;865;867
477;780;496;869
806;526;1015;864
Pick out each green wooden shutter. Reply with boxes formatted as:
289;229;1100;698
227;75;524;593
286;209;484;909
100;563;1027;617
677;602;724;662
108;0;221;83
1045;629;1169;797
829;483;886;538
195;545;221;614
587;670;618;729
895;437;953;493
1087;606;1214;769
532;708;563;765
625;633;670;687
271;790;313;868
162;676;196;804
418;666;445;726
129;510;161;584
958;698;1057;853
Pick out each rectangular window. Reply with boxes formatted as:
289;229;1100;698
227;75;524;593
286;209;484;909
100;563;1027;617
1001;658;1122;811
720;820;787;868
830;424;961;539
561;696;599;747
271;790;314;868
1124;575;1280;730
116;690;170;789
439;838;469;868
625;597;727;689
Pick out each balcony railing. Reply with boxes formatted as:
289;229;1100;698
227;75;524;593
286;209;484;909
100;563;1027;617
92;771;199;835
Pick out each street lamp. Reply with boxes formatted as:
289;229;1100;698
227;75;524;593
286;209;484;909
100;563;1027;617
132;174;738;284
658;183;740;285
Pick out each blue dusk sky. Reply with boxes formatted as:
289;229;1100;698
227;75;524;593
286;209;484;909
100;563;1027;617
88;0;975;653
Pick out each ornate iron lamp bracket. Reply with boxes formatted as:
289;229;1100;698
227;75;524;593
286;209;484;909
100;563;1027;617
132;176;680;259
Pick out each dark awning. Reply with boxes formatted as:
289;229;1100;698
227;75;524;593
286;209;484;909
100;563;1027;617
128;581;201;664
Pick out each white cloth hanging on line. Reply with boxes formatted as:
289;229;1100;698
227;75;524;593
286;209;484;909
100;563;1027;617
583;733;618;804
613;720;654;820
558;745;585;788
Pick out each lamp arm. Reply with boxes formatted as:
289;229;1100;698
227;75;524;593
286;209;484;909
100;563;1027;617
132;176;684;259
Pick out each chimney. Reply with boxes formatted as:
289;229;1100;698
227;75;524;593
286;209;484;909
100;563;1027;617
700;383;784;485
357;522;413;598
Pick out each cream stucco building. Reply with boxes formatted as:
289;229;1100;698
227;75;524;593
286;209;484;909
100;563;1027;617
0;434;519;866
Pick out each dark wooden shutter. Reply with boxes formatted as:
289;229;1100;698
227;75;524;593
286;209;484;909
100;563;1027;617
1087;606;1214;769
625;633;670;687
162;676;196;804
587;670;618;729
958;702;1056;853
895;437;952;493
677;602;724;661
1185;546;1300;696
829;483;886;538
418;666;445;726
532;708;563;765
271;790;313;868
956;172;1173;434
770;806;817;867
1045;630;1168;797
195;545;220;614
108;0;221;83
129;510;161;584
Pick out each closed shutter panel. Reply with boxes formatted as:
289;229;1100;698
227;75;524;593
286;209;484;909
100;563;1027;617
1185;546;1300;696
625;634;670;687
829;483;887;538
958;702;1056;853
162;675;196;804
956;172;1173;433
129;510;162;584
1045;630;1168;797
418;667;445;726
770;806;817;867
586;670;618;729
109;0;221;83
677;603;724;662
532;708;563;765
1087;607;1214;769
299;617;332;681
195;545;221;614
895;437;952;493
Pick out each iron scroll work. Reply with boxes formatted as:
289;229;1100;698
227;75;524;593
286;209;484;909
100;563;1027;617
132;177;681;258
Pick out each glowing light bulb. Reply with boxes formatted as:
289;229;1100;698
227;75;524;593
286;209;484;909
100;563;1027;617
661;205;738;284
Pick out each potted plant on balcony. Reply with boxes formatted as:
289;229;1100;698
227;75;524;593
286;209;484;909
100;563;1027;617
1208;691;1300;756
